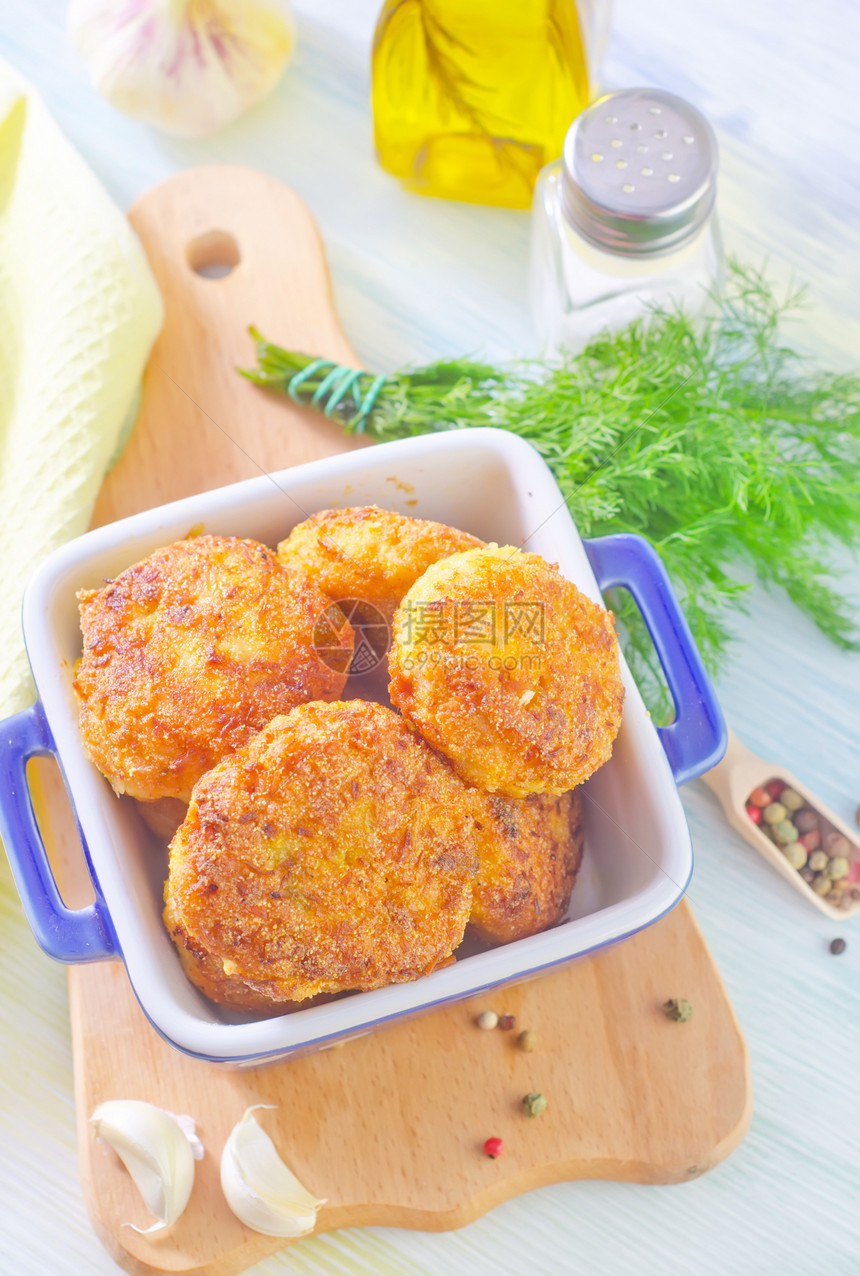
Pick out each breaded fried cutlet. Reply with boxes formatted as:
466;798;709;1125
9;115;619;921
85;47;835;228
277;506;483;627
163;700;480;1009
470;788;584;944
75;534;352;805
388;545;624;797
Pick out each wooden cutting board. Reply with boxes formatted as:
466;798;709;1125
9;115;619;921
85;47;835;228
33;166;751;1276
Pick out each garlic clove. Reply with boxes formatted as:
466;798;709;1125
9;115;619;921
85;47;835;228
170;1110;206;1162
90;1100;201;1234
220;1105;326;1237
68;0;295;140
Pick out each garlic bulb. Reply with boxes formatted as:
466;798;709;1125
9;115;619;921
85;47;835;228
68;0;295;139
90;1100;203;1234
220;1105;326;1237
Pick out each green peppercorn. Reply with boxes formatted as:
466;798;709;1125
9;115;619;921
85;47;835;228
762;802;788;826
780;788;803;811
812;873;833;896
773;820;799;845
522;1092;547;1118
781;841;807;870
808;850;829;873
518;1029;537;1053
662;998;693;1022
828;857;850;881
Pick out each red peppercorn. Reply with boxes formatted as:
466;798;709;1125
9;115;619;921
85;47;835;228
745;803;762;825
498;1013;516;1030
483;1136;504;1159
748;786;771;808
766;779;786;799
848;861;860;884
800;830;821;852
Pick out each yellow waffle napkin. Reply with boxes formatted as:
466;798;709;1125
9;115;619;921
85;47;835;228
0;58;163;721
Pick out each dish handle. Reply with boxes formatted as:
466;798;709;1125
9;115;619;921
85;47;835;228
584;534;727;785
0;703;118;962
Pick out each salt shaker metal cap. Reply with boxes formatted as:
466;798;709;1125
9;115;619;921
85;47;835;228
561;88;718;256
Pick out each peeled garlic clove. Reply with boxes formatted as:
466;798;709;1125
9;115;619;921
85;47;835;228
91;1100;201;1234
68;0;295;139
220;1105;325;1237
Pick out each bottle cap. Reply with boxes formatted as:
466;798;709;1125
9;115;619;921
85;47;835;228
560;88;718;256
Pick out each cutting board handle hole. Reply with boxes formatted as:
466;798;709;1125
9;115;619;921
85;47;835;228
187;230;240;279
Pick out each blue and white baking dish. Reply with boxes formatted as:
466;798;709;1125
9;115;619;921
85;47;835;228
0;428;725;1066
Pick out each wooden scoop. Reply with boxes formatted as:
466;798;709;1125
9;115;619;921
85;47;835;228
702;728;860;921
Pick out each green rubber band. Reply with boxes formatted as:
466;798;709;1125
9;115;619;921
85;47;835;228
352;373;388;432
287;359;330;404
286;361;388;429
311;365;346;407
325;368;365;413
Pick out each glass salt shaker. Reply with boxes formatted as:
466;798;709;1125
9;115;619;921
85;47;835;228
530;87;724;352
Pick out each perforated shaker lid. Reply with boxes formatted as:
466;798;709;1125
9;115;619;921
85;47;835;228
561;88;718;255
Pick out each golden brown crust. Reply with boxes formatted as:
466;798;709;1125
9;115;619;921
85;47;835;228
277;505;483;626
163;700;479;1008
75;534;351;804
469;788;584;945
388;545;624;797
162;903;313;1014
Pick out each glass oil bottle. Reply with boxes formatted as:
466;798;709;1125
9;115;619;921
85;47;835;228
371;0;610;209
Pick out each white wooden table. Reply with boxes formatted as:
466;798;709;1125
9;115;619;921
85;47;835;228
1;2;859;1274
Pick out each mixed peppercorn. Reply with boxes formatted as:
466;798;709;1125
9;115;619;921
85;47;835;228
476;1009;545;1158
746;779;860;909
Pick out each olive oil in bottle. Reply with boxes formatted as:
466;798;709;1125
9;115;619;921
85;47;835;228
372;0;604;209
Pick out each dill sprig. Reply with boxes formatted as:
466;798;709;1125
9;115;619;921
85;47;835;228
243;263;860;720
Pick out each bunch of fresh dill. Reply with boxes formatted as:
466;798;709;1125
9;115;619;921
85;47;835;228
243;263;860;721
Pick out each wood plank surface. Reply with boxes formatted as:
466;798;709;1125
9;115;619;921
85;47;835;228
91;165;363;530
39;166;750;1276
